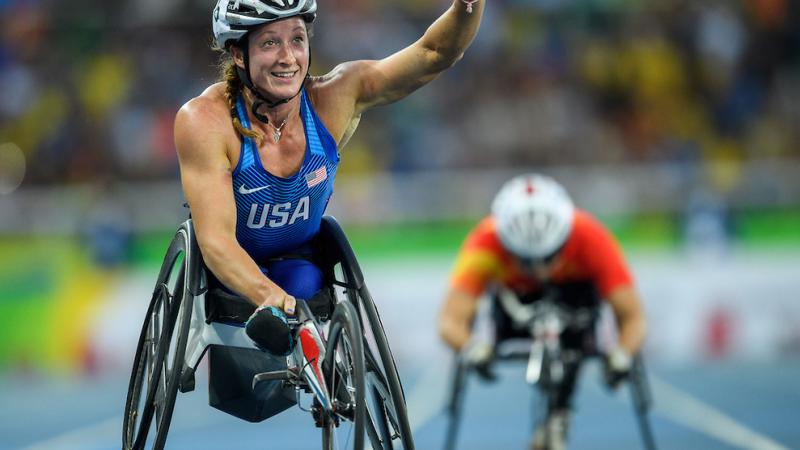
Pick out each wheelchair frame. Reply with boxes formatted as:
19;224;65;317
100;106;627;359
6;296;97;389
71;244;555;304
443;289;657;450
122;216;415;450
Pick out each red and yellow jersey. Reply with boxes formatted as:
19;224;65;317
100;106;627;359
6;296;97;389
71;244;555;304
449;209;634;301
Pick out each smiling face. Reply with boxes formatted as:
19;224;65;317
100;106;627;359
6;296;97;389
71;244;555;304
232;17;310;102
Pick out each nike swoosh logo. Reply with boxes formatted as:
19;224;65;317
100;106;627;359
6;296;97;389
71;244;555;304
238;184;271;194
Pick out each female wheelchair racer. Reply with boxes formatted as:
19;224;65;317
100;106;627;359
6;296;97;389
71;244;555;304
122;216;414;450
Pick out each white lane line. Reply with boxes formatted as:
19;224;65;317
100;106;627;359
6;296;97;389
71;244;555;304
18;367;790;450
404;362;793;450
405;362;451;432
17;415;121;450
17;403;224;450
649;375;791;450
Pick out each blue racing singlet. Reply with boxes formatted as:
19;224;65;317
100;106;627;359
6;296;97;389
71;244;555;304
232;88;339;264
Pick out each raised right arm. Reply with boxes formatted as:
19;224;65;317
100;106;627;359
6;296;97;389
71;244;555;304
173;97;295;313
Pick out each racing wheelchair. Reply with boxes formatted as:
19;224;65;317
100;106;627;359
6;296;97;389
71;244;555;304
443;286;657;450
122;216;414;450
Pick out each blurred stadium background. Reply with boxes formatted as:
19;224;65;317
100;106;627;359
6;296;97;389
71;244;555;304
1;0;799;449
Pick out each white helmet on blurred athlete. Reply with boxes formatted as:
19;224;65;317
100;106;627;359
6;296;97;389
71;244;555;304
491;174;575;260
213;0;317;49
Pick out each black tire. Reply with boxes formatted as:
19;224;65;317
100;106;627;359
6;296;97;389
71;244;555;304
122;280;171;450
538;348;556;392
363;350;405;450
442;356;468;450
322;300;366;450
352;287;414;450
123;224;197;450
536;347;564;413
316;217;414;449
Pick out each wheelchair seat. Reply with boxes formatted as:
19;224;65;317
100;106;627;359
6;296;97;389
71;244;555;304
204;287;256;324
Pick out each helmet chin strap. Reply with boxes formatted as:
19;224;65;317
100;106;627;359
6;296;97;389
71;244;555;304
236;35;311;124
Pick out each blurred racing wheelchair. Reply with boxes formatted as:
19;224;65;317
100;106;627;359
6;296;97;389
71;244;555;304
443;285;657;450
122;216;414;450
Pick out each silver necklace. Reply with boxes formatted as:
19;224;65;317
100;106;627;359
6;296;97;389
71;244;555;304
461;0;478;13
269;118;288;143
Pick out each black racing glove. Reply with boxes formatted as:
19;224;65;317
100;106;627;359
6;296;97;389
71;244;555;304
603;347;632;390
245;306;294;356
307;288;334;321
462;340;497;382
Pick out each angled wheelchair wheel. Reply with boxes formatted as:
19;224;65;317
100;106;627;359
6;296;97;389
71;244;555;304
316;216;414;449
442;355;468;450
352;288;414;450
363;349;412;450
322;300;366;450
537;348;560;394
123;222;198;450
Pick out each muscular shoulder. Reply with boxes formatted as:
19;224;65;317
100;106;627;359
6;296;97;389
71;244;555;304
463;216;505;252
457;217;509;268
309;60;378;110
174;83;237;161
175;84;231;137
570;210;616;244
304;62;370;142
311;61;368;92
450;216;507;295
567;209;628;268
567;209;634;294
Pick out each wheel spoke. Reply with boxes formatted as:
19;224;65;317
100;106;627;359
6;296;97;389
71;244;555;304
122;223;196;450
329;328;357;449
322;300;365;450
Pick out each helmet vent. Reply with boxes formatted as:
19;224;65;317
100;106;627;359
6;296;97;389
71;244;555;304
491;174;575;259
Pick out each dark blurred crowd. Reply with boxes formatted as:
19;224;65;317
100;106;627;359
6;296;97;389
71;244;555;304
1;0;799;188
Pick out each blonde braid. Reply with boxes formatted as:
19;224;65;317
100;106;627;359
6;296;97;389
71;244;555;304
220;58;263;144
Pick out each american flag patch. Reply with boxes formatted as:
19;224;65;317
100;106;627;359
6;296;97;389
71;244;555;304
305;166;327;188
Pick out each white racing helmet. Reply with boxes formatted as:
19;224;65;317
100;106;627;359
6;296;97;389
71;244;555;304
213;0;317;49
491;174;575;260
